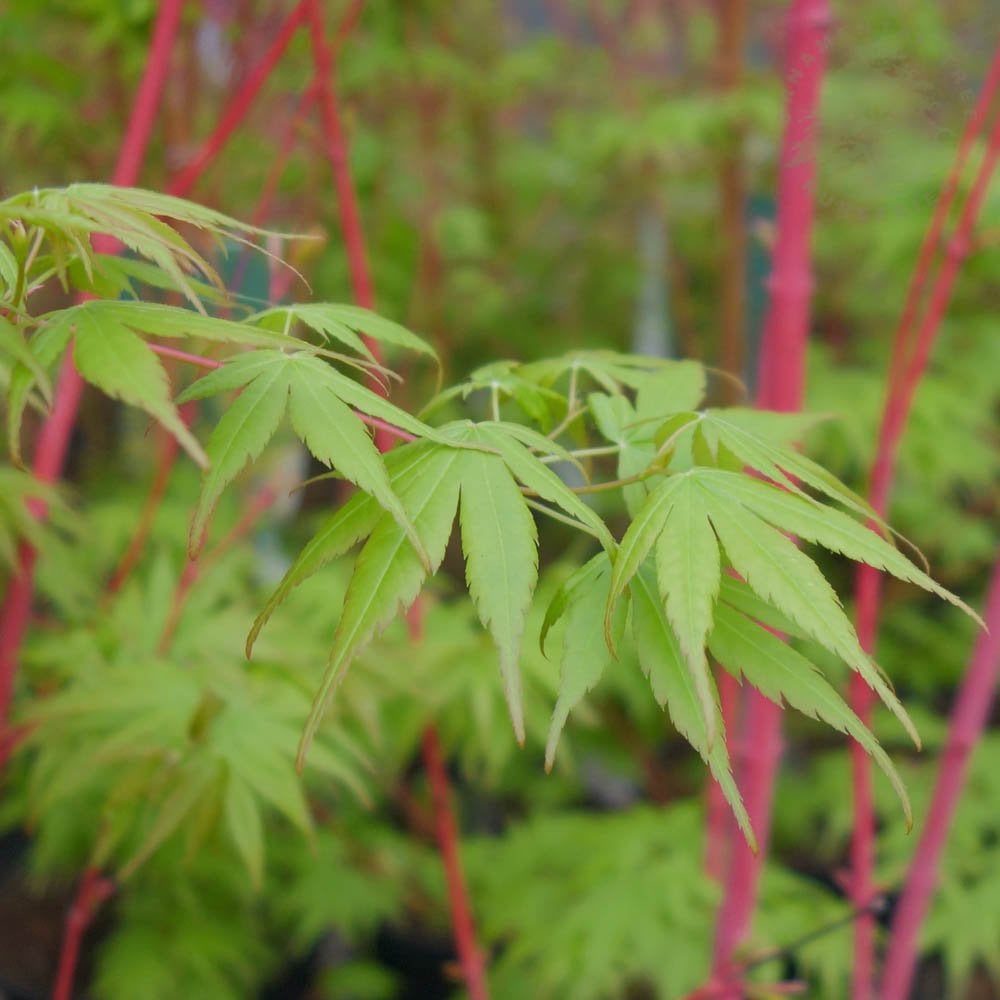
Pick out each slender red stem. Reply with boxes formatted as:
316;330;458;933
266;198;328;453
305;4;489;993
167;0;310;199
879;557;1000;1000
52;867;115;1000
849;49;1000;998
421;727;491;1000
0;0;185;728
711;2;830;993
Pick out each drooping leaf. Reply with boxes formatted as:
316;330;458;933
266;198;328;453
630;566;753;847
182;350;429;560
298;445;463;766
605;475;686;643
544;554;623;769
71;305;208;467
458;447;539;744
0;314;50;401
189;362;289;552
698;468;982;624
700;485;920;747
654;476;721;746
708;604;911;826
285;357;428;568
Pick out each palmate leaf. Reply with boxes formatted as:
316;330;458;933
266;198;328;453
294;443;463;767
0;184;283;309
250;423;614;765
250;303;438;365
603;462;977;788
458;447;539;744
630;567;753;847
542;554;627;770
177;351;430;561
6;298;318;466
71;305;208;466
708;604;911;825
654;478;721;747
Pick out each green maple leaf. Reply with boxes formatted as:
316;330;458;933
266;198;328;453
177;350;432;560
250;303;438;366
603;460;981;829
249;422;614;766
708;603;911;825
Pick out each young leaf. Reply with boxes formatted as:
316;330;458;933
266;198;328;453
475;423;615;549
544;554;623;769
285;357;428;569
189;362;289;552
708;604;911;827
298;445;464;767
605;475;686;645
630;566;753;847
246;443;435;656
458;448;539;744
654;477;721;747
71;306;208;467
698;469;982;625
700;486;920;748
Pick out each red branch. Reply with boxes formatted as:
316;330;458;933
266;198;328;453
880;557;1000;1000
167;0;310;199
52;867;115;1000
421;727;491;1000
304;4;489;995
0;0;185;727
849;46;1000;999
711;1;830;992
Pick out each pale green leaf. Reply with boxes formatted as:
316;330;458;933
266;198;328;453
0;241;17;298
634;361;706;419
701;410;885;529
631;566;754;848
475;424;614;549
299;445;463;767
699;469;982;626
7;315;75;464
190;363;289;553
605;475;686;645
0;314;50;401
458;448;539;744
246;492;379;657
545;554;622;769
175;350;285;404
72;307;207;467
246;443;434;656
717;574;806;640
654;477;720;746
700;486;919;747
709;604;911;826
286;358;428;569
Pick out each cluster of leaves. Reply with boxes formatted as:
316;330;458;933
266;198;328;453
0;179;986;998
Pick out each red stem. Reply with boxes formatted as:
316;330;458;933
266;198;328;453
421;727;491;1000
711;2;830;992
52;867;115;1000
879;557;1000;1000
849;49;1000;998
305;4;489;993
167;0;310;199
0;0;185;728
